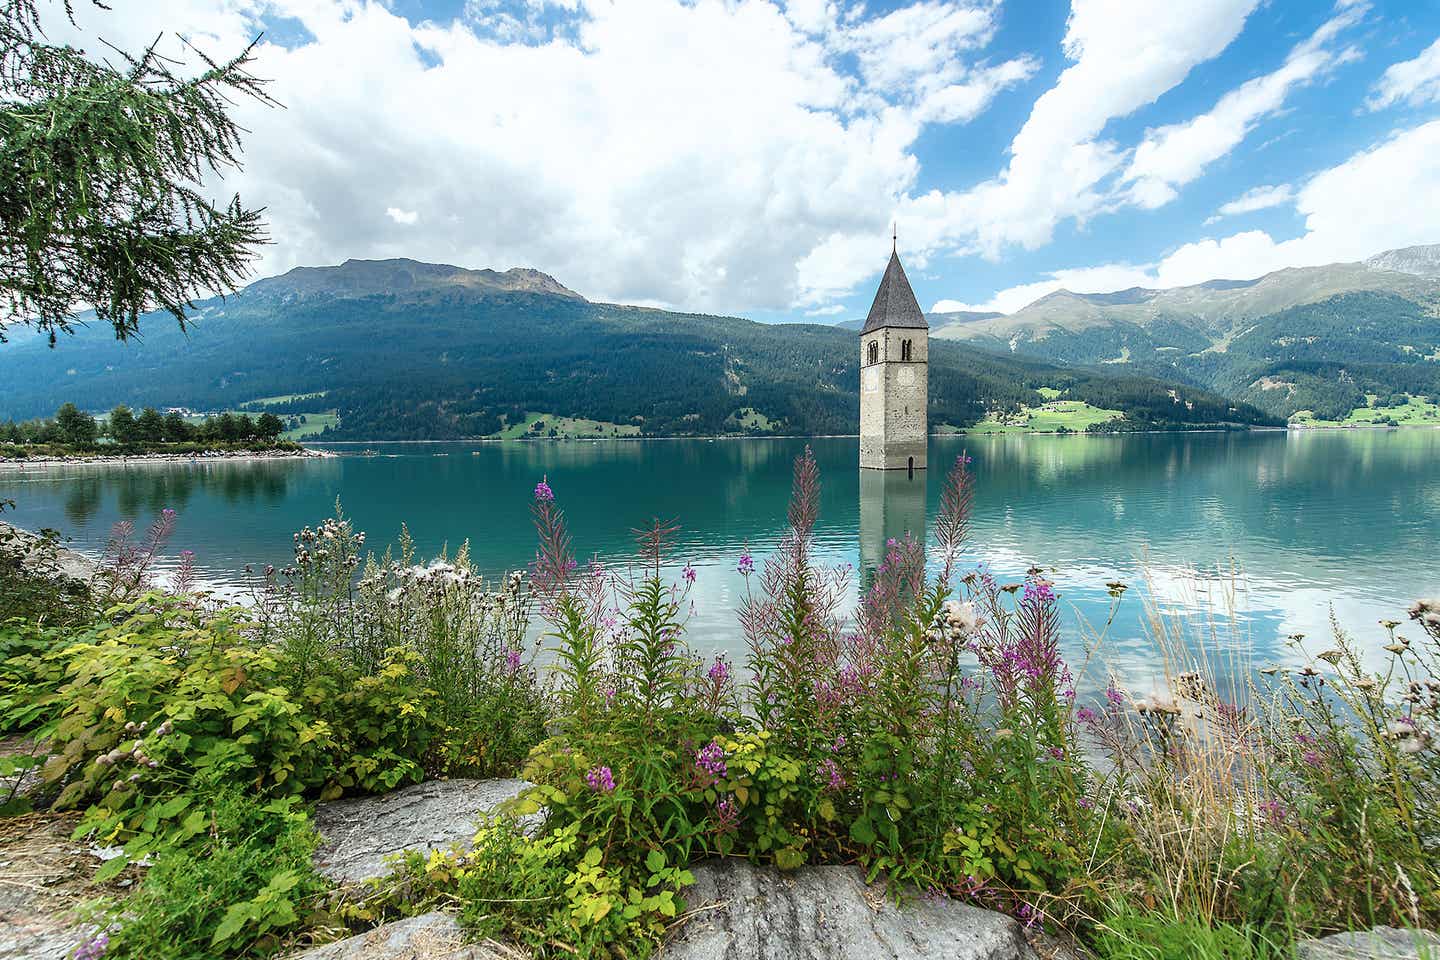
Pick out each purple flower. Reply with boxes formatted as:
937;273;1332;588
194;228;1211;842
1078;797;1094;810
695;740;728;779
1302;749;1322;767
585;765;615;792
714;795;739;834
683;563;696;585
737;551;754;576
1022;579;1055;604
1258;798;1287;825
504;648;522;674
707;658;730;684
1105;684;1126;708
75;934;109;960
817;758;846;790
1075;706;1099;725
534;477;554;502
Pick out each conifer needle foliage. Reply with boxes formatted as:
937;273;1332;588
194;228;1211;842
0;0;274;344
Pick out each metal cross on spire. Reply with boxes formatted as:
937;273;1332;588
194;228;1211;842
892;222;897;253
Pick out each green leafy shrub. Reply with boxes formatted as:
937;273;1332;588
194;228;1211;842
96;787;327;960
11;595;436;867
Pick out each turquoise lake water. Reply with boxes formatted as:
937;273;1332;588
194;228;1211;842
2;431;1437;693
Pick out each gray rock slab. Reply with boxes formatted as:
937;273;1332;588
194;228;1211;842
287;911;518;960
662;860;1047;960
313;779;531;885
1297;927;1440;960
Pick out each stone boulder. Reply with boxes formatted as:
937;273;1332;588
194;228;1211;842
286;911;517;960
663;860;1062;960
313;779;531;885
1297;927;1440;960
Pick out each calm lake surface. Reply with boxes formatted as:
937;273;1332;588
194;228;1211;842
3;431;1437;693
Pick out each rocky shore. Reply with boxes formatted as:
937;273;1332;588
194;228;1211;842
0;447;331;468
0;519;95;585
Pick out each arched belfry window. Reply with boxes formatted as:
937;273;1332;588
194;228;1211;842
867;341;879;365
901;339;912;361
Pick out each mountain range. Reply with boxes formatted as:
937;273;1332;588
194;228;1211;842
930;244;1440;421
0;258;1276;439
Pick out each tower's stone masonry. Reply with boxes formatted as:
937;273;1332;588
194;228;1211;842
859;248;928;471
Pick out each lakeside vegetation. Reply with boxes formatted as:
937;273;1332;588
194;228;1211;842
950;388;1127;435
1;450;1434;959
1;403;304;459
1290;393;1440;428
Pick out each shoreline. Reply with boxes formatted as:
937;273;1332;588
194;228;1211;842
0;447;333;469
312;422;1431;444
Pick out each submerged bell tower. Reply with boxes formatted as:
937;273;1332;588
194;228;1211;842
859;232;928;472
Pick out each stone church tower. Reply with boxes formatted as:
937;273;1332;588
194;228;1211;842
859;239;928;471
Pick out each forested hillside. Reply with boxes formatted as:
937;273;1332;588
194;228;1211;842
0;260;1278;438
932;246;1440;421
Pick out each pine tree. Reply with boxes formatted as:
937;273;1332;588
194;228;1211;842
255;411;283;440
107;403;136;442
54;401;95;445
1;0;275;344
135;405;164;441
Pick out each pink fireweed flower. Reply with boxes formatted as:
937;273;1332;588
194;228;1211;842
1022;579;1056;604
707;658;730;684
695;740;727;779
534;477;554;502
1258;798;1287;825
817;758;846;790
585;765;615;792
737;551;754;576
683;563;696;584
504;648;522;674
714;795;740;834
1075;706;1099;725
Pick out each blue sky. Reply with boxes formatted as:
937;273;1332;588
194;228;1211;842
49;0;1440;321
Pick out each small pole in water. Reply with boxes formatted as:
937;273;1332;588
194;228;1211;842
907;456;914;479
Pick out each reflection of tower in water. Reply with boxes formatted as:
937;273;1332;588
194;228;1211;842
858;468;927;591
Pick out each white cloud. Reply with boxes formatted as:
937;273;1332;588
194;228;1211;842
1367;36;1440;110
804;304;847;316
896;0;1264;263
948;120;1440;310
1151;120;1440;286
1210;183;1295;221
1122;5;1365;209
34;0;1036;314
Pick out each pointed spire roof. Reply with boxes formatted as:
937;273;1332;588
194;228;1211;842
860;249;927;335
